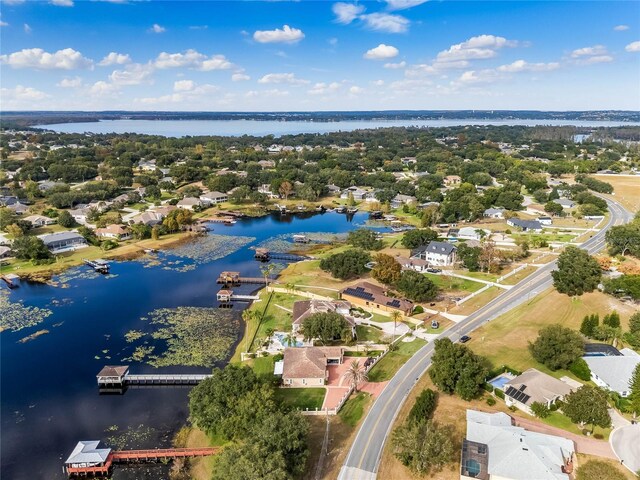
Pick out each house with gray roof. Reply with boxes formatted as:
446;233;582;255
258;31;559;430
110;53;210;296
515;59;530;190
483;207;505;219
502;368;575;415
553;198;575;209
583;348;640;397
412;240;457;266
507;218;543;232
40;231;87;253
461;410;575;480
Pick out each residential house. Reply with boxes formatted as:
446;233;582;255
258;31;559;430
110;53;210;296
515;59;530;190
391;194;417;209
257;159;276;169
398;256;430;273
502;368;575;415
0;246;12;258
0;195;19;206
537;216;553;226
258;184;279;199
553;198;576;209
130;211;164;226
341;282;414;315
458;227;490;241
412;241;457;266
507;218;543;233
583;348;640;397
461;410;575;480
95;224;132;241
326;184;342;196
138;160;157;171
483;208;505;219
23;214;55;227
282;346;344;387
37;180;62;192
69;207;91;224
200;191;228;205
401;156;417;166
176;197;203;210
40;231;88;253
291;299;353;334
341;187;369;201
7;202;28;215
444;175;462;186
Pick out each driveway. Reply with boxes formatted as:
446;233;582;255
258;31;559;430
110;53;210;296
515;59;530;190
611;424;640;473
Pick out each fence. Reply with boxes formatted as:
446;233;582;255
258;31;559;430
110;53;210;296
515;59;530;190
456;284;493;306
497;263;529;283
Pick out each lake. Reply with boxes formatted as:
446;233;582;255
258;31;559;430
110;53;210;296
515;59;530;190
0;211;376;480
34;118;640;137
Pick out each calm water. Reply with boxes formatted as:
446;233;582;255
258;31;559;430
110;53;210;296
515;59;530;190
0;211;374;480
34;118;640;137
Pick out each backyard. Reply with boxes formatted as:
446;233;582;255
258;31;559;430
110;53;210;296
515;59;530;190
275;387;326;410
367;338;427;382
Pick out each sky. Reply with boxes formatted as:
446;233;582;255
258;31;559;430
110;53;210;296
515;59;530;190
0;0;639;112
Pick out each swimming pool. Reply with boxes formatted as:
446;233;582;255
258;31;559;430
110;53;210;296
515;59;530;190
274;332;304;348
489;374;514;389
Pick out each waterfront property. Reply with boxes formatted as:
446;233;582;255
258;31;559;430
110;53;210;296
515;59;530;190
341;282;414;315
507;218;543;232
291;299;353;334
583;348;640;397
502;368;575;415
40;231;88;253
411;240;457;266
461;410;575;480
96;365;211;389
282;346;344;387
95;224;132;241
177;197;204;210
200;191;228;205
397;256;430;273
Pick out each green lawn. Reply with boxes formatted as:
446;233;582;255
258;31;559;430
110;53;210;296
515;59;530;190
251;355;276;376
424;273;484;292
344;350;384;357
367;338;427;382
275;388;326;410
356;325;386;343
541;411;611;440
339;392;371;427
454;270;499;282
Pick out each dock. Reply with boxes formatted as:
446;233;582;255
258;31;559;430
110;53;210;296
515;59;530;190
254;248;309;262
97;366;211;389
83;259;109;274
64;440;219;477
216;271;267;286
1;273;20;289
216;289;260;305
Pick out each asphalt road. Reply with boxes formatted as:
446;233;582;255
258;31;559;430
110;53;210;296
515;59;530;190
338;197;633;480
611;424;640;473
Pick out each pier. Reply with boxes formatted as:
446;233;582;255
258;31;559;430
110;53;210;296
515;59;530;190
216;289;260;303
216;271;267;286
1;273;20;289
64;440;219;477
83;259;109;274
254;248;309;262
97;366;211;389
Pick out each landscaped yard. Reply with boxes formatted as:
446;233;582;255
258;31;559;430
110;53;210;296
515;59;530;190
356;325;387;343
542;411;611;440
251;355;276;376
275;387;326;410
424;273;484;292
450;286;502;315
338;392;372;427
367;338;427;382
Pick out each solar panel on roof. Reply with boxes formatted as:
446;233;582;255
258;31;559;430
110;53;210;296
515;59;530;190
505;386;531;404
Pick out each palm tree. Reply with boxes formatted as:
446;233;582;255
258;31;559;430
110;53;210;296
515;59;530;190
260;263;276;289
241;309;258;353
284;332;297;347
342;360;368;392
390;310;403;344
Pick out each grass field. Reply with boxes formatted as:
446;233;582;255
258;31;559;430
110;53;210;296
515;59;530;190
338;392;372;427
450;287;502;315
468;288;637;374
500;266;538;285
594;174;640;213
251;355;276;376
275;387;326;410
367;338;427;382
425;273;484;293
356;325;387;343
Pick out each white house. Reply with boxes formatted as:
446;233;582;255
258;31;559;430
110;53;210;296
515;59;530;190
341;187;369;201
412;241;457;266
200;191;228;205
391;194;417;209
553;198;576;209
483;207;505;219
176;197;203;210
583;348;640;397
458;227;490;241
95;224;132;241
68;208;91;224
502;368;575;415
23;214;56;227
537;216;553;226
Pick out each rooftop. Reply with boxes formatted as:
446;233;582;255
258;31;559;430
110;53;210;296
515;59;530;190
341;281;414;312
504;368;574;407
583;349;640;393
282;346;343;379
65;441;112;466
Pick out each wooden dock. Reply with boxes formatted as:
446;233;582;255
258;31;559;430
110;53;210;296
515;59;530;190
97;366;211;389
83;259;109;274
216;271;266;286
254;248;309;262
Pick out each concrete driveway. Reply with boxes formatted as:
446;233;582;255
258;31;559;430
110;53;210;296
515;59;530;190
611;424;640;473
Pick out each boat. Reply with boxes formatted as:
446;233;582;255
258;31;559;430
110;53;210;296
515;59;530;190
293;234;310;243
369;210;383;219
335;206;346;213
315;205;326;212
143;248;157;254
297;205;305;211
346;207;359;214
83;258;110;274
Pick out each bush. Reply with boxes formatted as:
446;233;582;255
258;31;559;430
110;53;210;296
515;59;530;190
486;397;496;406
483;383;494;393
408;389;438;425
530;401;551;418
569;358;592;381
495;389;505;400
413;305;424;314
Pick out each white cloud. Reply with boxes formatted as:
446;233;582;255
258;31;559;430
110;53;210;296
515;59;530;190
1;0;26;4
436;35;518;64
0;17;7;27
614;25;629;31
89;81;119;96
571;45;608;58
308;81;341;95
360;12;409;33
149;23;165;34
189;25;208;30
497;59;560;73
257;73;309;85
349;85;364;94
23;23;31;34
0;47;92;70
231;73;250;81
109;63;154;85
253;25;304;44
57;76;83;88
50;0;73;6
577;55;614;65
332;2;365;24
372;79;385;86
384;60;406;69
364;43;399;60
98;52;131;66
385;0;428;11
457;69;502;84
154;50;233;70
173;80;195;92
1;85;50;102
625;41;640;52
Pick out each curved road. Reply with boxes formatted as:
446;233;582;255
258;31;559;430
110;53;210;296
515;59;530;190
339;197;633;480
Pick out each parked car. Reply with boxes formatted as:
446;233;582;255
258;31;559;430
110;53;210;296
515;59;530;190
459;335;471;343
431;320;439;329
426;268;442;274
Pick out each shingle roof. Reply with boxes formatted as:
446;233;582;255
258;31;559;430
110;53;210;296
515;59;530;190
504;368;574;407
65;441;112;465
509;218;542;230
282;347;343;379
40;231;85;246
97;366;129;377
341;282;414;312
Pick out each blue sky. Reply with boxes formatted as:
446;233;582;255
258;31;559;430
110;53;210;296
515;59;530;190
1;0;639;111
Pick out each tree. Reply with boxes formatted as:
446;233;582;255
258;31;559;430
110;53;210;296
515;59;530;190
5;223;25;238
428;338;488;400
628;363;640;417
544;201;564;216
347;228;383;250
371;253;401;285
57;210;76;228
569;358;592;381
11;235;53;262
478;239;501;273
552;246;601;296
603;310;620;328
346;191;356;207
576;460;627;480
212;443;289;480
162;208;193;232
342;360;368;392
604;275;640;300
529;325;584;370
606;223;640;258
0;207;18;231
319;249;371;280
563;385;611;432
279;180;293;200
530;401;551;418
396;270;438;302
151;225;160;240
301;312;352;344
580;314;599;338
457;243;482;271
401;228;439;249
392;420;455;475
408;389;437;425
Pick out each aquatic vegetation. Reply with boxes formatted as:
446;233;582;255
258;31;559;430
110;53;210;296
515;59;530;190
126;307;240;367
123;345;155;362
18;329;50;343
0;291;53;333
256;232;345;253
124;330;144;343
106;424;156;450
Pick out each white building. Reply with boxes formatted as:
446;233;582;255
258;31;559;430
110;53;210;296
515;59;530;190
176;197;203;210
412;241;457;266
583;348;640;397
200;191;228;205
483;208;505;219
